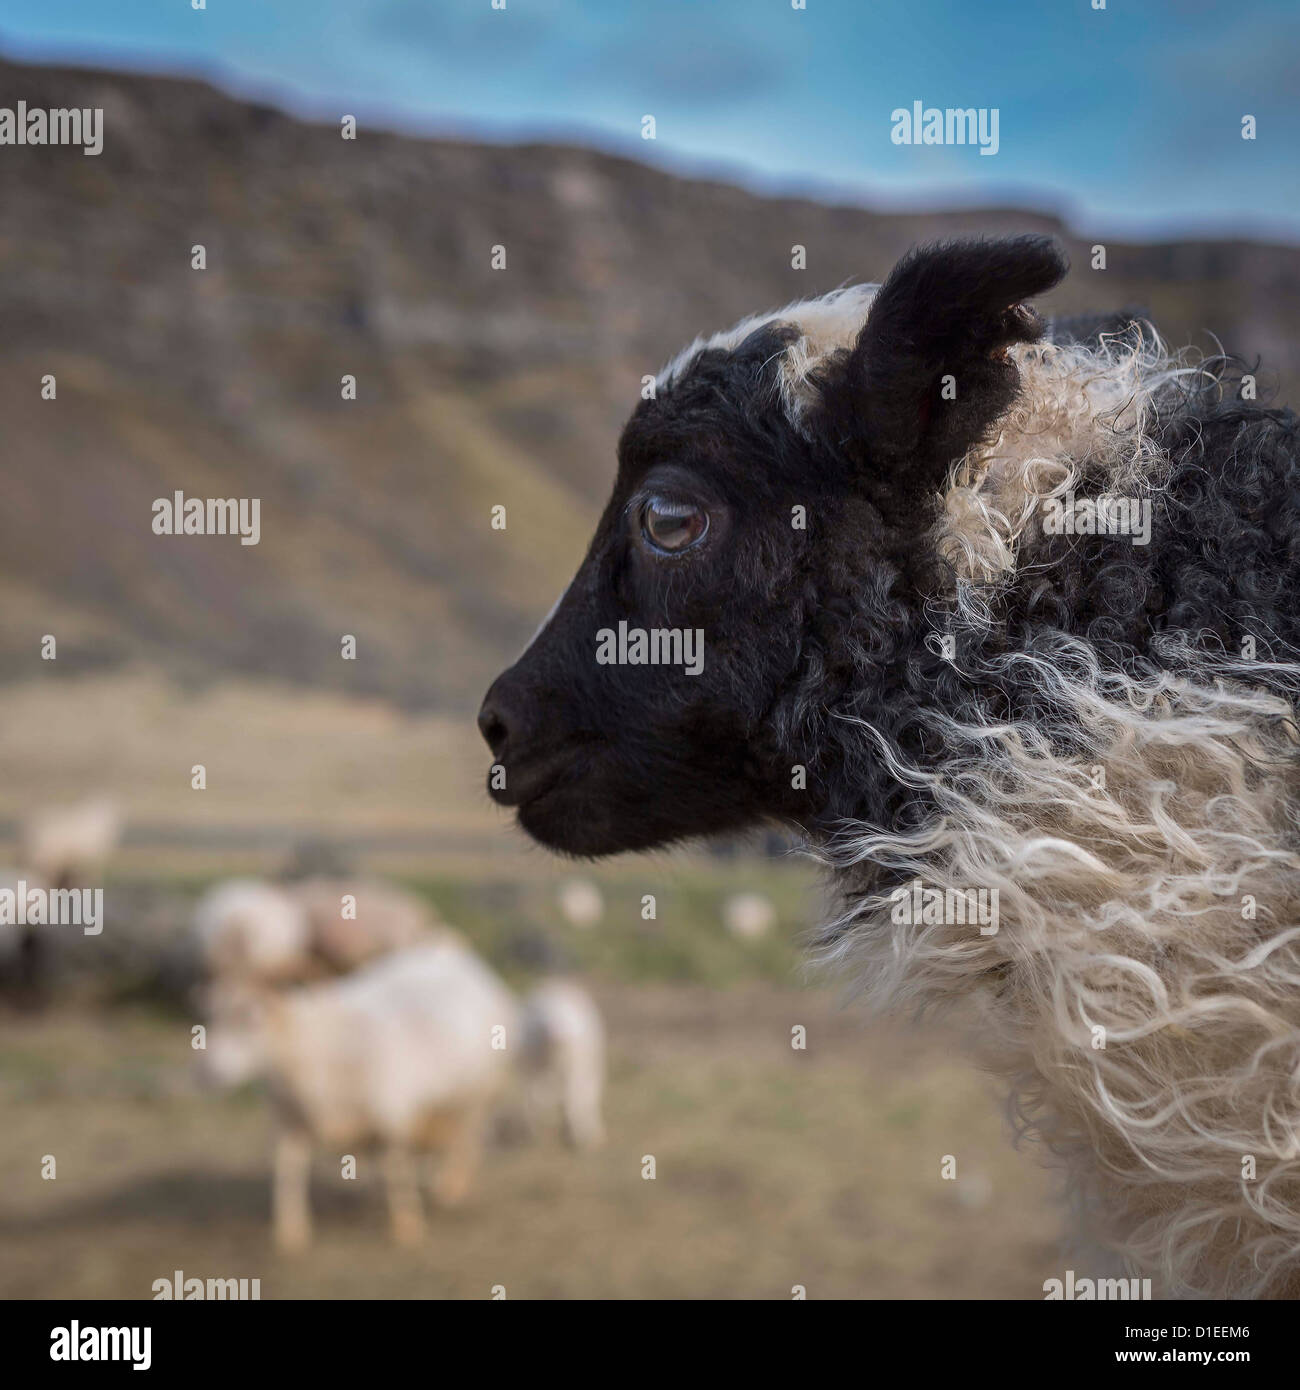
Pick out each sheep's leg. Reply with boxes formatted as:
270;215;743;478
432;1104;488;1208
272;1129;312;1253
563;1059;606;1150
384;1144;426;1246
518;1071;554;1141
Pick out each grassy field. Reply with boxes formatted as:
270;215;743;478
0;866;1062;1301
0;983;1060;1300
0;674;1062;1298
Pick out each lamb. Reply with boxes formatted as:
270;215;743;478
192;879;311;986
200;938;520;1249
10;796;120;1000
289;877;446;972
519;978;607;1149
192;876;444;986
477;235;1300;1298
21;796;121;888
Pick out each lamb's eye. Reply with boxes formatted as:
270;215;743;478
641;496;708;554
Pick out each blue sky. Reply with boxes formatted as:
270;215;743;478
2;0;1297;241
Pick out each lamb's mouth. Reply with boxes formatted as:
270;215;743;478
514;777;600;855
487;740;596;813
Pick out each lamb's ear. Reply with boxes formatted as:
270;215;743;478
821;236;1068;498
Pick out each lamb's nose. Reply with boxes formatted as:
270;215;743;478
477;693;511;760
479;676;567;807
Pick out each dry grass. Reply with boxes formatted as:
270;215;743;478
0;984;1059;1300
0;669;500;848
0;672;1062;1297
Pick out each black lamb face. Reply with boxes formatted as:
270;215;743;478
478;236;1069;857
478;327;843;856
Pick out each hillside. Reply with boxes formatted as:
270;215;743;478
3;55;1298;712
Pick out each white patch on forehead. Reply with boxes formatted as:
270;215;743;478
657;283;878;434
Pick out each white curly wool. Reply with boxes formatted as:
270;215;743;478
936;328;1194;593
814;323;1300;1300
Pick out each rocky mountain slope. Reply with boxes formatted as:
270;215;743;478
3;56;1297;710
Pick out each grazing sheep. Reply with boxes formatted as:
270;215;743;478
14;797;120;1002
479;235;1300;1297
200;939;519;1250
21;796;121;888
192;877;443;987
519;979;606;1149
556;877;604;929
192;880;311;986
289;877;444;973
722;891;776;942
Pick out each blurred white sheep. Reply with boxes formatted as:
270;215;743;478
291;877;444;971
194;878;608;1245
519;978;606;1150
192;876;444;986
192;880;310;985
722;891;776;942
4;794;117;1003
21;796;121;888
556;877;603;929
200;938;520;1250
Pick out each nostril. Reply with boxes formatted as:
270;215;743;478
477;698;510;758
